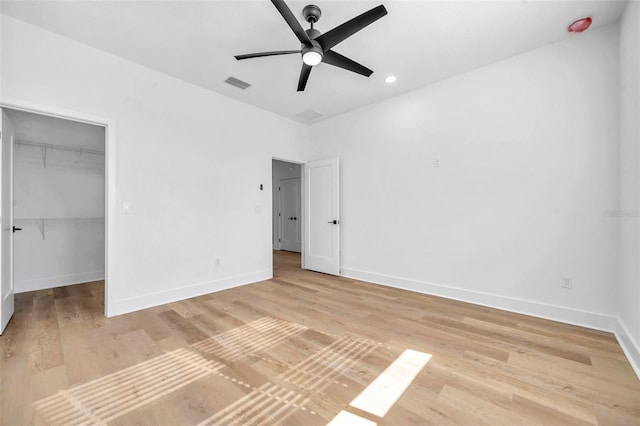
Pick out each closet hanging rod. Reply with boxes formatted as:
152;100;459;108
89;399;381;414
15;139;105;156
14;217;104;222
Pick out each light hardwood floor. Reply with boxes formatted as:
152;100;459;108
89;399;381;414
1;250;639;425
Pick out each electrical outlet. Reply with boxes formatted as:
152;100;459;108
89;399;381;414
214;258;221;267
562;277;573;289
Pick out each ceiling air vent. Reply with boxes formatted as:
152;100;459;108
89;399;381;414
224;76;251;90
296;109;323;121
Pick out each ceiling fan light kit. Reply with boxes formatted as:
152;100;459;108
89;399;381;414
234;0;388;92
302;45;323;66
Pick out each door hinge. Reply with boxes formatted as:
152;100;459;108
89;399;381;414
279;238;281;242
279;213;281;216
279;187;281;191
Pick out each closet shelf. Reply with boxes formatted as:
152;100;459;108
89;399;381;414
14;217;104;221
15;139;104;168
14;217;104;240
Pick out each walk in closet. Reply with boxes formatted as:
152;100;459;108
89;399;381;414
5;109;105;293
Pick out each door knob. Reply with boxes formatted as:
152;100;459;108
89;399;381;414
328;220;339;224
12;226;22;232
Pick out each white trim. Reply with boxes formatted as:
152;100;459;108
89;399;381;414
342;267;616;332
268;157;274;279
614;318;640;379
15;271;105;293
1;98;113;127
0;97;115;317
342;267;640;379
109;269;271;317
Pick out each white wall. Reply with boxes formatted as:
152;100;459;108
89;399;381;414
2;11;636;373
310;24;620;329
1;15;308;315
8;109;105;292
272;159;301;249
618;1;640;371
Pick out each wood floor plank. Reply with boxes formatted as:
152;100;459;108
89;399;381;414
511;394;594;426
27;318;64;374
438;385;539;426
1;251;639;425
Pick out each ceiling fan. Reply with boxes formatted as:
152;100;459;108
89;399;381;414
235;0;388;92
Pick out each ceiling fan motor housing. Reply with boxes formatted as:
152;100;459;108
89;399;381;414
305;28;321;40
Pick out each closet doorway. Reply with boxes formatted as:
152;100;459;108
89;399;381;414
2;108;106;327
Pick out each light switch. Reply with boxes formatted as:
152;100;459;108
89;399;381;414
122;201;131;214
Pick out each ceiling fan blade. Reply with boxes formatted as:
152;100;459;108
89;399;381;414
322;50;373;77
235;50;300;60
271;0;312;46
316;5;387;52
297;64;312;92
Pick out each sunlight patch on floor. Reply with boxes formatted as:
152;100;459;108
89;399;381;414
32;315;428;426
193;317;308;363
327;410;377;426
33;348;224;425
198;382;310;426
281;335;380;391
349;349;431;418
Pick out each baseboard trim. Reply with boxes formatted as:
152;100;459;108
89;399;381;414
16;271;105;293
614;319;640;379
341;267;640;379
342;267;615;331
107;269;271;317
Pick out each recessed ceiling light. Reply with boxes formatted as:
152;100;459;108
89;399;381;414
385;75;397;84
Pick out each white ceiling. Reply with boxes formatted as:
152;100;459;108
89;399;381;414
1;0;627;124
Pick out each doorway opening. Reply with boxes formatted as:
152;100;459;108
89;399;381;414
272;159;303;273
270;157;341;278
1;107;107;333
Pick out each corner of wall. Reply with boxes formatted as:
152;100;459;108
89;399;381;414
615;318;640;379
617;0;640;379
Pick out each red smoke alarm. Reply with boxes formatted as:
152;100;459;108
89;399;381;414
568;17;592;33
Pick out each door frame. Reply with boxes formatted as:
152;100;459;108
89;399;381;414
271;157;305;271
0;97;116;316
1;110;16;334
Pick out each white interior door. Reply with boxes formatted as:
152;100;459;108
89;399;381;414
303;158;339;275
0;109;15;334
280;177;301;252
